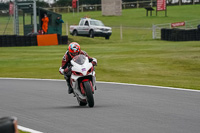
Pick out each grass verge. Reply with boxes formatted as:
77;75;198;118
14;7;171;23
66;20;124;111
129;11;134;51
0;5;200;90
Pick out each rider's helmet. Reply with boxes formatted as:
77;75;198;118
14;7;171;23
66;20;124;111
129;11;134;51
68;42;81;58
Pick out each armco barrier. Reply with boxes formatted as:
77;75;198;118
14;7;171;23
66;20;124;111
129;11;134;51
161;28;200;41
57;34;68;45
61;36;68;44
0;34;68;47
57;34;62;44
197;30;200;41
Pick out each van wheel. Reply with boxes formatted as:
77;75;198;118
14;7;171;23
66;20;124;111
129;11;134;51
105;36;110;40
89;30;94;38
73;30;78;36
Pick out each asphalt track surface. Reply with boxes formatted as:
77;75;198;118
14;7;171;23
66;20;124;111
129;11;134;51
0;78;200;133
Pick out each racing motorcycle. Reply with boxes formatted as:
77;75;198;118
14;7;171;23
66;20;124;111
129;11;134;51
69;54;97;107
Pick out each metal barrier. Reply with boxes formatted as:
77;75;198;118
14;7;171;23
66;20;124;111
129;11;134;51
161;28;200;41
152;19;200;39
0;34;68;47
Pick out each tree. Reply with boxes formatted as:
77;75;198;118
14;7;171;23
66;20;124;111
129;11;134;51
36;0;49;7
54;0;101;6
0;3;8;10
54;0;71;6
79;0;101;5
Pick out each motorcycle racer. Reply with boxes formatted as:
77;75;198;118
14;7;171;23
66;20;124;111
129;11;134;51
59;42;97;94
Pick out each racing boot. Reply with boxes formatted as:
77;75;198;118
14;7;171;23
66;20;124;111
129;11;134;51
95;85;97;90
67;83;73;94
66;79;73;94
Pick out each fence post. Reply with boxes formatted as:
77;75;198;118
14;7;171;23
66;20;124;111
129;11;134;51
77;0;79;15
120;24;123;40
123;3;125;9
68;6;70;13
137;1;139;8
95;5;97;11
66;22;68;36
185;21;187;29
179;0;182;6
81;5;83;12
152;24;156;39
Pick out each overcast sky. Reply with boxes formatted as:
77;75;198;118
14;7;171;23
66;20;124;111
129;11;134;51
44;0;55;3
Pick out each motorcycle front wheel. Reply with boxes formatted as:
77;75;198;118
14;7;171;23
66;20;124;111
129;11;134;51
83;81;94;107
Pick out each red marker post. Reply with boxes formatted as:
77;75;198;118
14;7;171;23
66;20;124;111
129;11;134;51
9;2;14;15
72;0;77;8
72;0;77;16
156;0;167;16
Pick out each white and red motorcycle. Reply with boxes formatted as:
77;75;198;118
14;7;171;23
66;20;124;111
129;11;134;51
69;54;97;107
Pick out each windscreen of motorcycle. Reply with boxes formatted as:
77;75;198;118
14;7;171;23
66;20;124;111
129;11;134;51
73;55;86;65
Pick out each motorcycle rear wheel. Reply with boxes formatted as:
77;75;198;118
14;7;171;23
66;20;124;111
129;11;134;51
83;81;94;107
77;98;87;106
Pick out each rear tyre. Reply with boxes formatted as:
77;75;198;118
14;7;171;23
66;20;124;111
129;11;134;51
105;36;110;40
77;98;87;106
89;30;94;38
73;30;78;36
83;81;94;107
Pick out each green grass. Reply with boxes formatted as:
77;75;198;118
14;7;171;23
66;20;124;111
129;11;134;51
63;4;200;27
19;130;29;133
0;5;200;90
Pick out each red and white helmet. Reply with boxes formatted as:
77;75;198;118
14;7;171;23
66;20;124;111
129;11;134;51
68;42;81;57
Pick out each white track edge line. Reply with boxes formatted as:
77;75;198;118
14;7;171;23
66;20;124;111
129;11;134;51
1;77;200;93
97;81;200;92
18;125;43;133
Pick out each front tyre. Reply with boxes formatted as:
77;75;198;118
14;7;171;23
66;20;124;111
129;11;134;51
83;81;94;107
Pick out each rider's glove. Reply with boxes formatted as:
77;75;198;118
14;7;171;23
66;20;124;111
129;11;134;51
64;68;69;73
59;67;64;75
92;58;97;66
